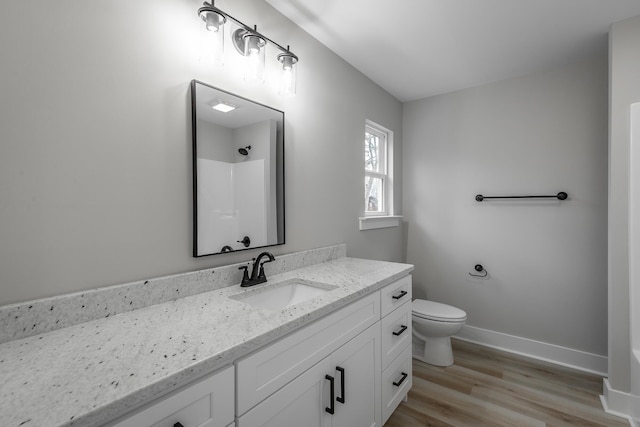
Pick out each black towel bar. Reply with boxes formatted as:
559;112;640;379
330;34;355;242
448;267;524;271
475;192;567;202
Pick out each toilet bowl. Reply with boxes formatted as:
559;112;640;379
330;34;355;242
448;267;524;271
412;299;467;366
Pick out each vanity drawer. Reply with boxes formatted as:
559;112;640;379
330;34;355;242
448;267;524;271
236;292;380;415
110;365;234;427
380;275;412;318
380;301;411;369
382;346;412;424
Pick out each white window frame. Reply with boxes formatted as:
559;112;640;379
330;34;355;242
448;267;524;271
364;124;388;216
360;120;402;230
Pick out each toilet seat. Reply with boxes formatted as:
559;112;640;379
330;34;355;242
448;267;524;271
413;299;467;322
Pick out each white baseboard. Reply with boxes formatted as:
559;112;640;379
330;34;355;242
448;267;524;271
601;378;640;426
454;324;608;376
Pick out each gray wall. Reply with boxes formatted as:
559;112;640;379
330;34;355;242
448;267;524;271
0;0;403;305
608;15;640;394
403;54;608;356
197;120;234;162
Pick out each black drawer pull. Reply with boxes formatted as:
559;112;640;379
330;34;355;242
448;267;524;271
325;375;335;414
174;423;184;427
392;290;408;300
393;372;408;387
336;366;345;404
392;325;408;336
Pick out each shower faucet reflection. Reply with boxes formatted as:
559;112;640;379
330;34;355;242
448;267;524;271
239;251;276;287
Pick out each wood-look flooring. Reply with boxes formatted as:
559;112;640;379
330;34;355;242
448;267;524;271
384;339;628;427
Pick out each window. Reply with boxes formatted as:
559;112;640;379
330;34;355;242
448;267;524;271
364;124;388;215
360;121;401;230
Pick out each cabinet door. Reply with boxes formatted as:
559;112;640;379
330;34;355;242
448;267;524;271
236;292;380;415
110;366;234;427
236;357;332;427
330;323;381;427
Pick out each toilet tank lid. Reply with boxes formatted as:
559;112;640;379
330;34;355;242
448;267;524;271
413;299;467;321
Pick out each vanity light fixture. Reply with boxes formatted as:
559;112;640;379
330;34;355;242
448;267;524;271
197;1;299;95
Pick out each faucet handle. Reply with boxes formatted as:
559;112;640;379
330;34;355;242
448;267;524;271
238;265;249;285
257;264;266;280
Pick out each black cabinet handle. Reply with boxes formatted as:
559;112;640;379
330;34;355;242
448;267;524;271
392;290;408;300
325;375;335;414
393;372;408;387
174;423;184;427
336;366;345;404
392;325;408;336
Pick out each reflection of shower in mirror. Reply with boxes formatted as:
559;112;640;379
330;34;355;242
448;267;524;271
238;145;251;156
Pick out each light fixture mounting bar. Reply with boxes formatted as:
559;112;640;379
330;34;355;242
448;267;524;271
198;1;298;60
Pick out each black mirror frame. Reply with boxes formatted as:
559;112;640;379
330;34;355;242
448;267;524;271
191;79;285;257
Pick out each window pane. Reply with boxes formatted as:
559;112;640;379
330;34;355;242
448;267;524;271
364;121;390;217
365;176;384;213
365;132;380;173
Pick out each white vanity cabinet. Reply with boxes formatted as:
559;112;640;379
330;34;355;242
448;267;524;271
109;365;234;427
237;323;381;427
236;292;382;427
379;275;413;423
235;274;413;427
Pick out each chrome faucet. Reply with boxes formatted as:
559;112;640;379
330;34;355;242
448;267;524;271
239;252;276;287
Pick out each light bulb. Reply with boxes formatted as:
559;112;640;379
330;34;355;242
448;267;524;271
205;13;222;32
242;33;265;84
278;52;298;96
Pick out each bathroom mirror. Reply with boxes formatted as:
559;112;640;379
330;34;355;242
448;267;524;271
191;80;285;257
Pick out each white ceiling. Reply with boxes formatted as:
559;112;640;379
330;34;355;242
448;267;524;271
195;82;283;128
266;0;640;102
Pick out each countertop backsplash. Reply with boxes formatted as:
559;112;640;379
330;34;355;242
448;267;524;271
0;244;346;344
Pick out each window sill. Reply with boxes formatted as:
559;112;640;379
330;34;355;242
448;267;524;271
359;215;403;231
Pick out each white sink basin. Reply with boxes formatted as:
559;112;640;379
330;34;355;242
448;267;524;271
231;279;337;311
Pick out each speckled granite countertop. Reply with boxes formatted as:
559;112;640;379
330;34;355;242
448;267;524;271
0;256;413;427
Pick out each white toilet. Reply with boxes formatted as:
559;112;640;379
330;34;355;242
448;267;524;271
412;299;467;366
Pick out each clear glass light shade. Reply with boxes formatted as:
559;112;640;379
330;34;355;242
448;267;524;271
204;11;224;32
199;11;225;66
242;34;266;84
278;53;297;97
